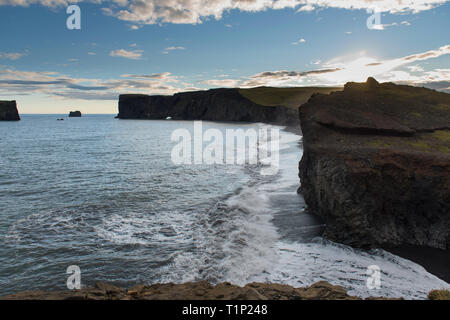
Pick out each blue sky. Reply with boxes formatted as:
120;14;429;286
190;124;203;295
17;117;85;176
0;0;449;113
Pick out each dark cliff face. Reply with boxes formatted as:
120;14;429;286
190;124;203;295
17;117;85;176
118;88;298;126
0;101;20;121
299;78;450;249
69;111;82;117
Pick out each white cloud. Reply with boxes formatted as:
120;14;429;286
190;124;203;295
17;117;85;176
1;0;448;25
297;4;315;12
109;49;143;59
202;44;450;88
291;38;306;45
162;46;185;54
107;0;450;24
317;44;450;84
1;44;449;102
0;67;182;100
0;52;27;60
201;79;240;87
370;22;399;30
407;65;424;72
120;72;177;81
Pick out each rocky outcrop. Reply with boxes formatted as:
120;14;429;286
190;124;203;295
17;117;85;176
0;281;402;300
118;88;298;126
0;100;20;121
69;111;82;117
299;78;450;249
428;289;450;300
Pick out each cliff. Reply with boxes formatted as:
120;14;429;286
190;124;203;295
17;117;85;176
299;78;450;249
0;281;402;300
118;88;305;126
0;100;20;121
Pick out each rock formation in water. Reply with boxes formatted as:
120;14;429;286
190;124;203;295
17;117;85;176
299;77;450;249
117;88;298;126
69;111;82;117
0;100;20;121
0;281;406;300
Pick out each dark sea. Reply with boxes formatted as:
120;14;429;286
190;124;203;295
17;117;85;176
0;115;448;298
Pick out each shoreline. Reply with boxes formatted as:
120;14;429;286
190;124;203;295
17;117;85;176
1;280;448;300
281;122;450;287
0;280;402;300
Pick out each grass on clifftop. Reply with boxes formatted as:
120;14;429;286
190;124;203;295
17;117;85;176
367;130;450;154
239;86;341;109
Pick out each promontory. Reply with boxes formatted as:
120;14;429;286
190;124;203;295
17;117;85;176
299;77;450;250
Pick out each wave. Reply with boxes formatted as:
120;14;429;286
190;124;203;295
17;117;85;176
2;121;448;299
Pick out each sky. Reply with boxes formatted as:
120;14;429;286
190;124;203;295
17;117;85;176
0;0;449;114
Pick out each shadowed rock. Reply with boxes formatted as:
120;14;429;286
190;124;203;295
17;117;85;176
69;111;82;117
0;100;20;121
299;77;450;249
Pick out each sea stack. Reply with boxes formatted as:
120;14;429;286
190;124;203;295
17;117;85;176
0;100;20;121
69;111;82;117
299;77;450;249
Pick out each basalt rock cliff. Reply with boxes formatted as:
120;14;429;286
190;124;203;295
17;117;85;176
299;78;450;249
118;88;298;126
0;100;20;121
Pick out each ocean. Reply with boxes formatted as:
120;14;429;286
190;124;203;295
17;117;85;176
0;114;448;299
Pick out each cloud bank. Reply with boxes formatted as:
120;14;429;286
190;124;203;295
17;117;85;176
0;44;449;101
0;0;448;25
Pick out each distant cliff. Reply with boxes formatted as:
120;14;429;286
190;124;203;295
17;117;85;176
118;88;300;126
0;101;20;121
299;78;450;249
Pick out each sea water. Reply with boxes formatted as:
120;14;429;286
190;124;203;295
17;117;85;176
0;115;448;299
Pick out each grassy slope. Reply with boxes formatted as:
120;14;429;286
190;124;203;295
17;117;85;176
238;86;341;109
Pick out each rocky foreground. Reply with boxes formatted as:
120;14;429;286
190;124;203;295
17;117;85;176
299;78;450;250
0;100;20;121
2;281;448;300
0;281;398;300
